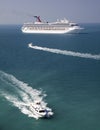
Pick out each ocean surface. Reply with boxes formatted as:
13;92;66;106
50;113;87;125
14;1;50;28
0;24;100;130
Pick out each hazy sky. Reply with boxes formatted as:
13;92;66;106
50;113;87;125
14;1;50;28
0;0;100;24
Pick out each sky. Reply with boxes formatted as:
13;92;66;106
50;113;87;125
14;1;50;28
0;0;100;24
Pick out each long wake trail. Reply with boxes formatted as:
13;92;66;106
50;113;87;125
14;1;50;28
29;43;100;60
0;71;48;119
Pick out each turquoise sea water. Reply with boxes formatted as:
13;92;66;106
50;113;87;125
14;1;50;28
0;24;100;130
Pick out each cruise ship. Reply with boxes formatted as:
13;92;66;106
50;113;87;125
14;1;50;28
21;16;80;34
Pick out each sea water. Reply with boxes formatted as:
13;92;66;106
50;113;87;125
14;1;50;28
0;24;100;130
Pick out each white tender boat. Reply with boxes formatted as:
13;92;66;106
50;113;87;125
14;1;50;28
21;16;80;34
30;101;53;119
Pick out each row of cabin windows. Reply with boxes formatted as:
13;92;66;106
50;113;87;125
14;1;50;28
26;26;67;30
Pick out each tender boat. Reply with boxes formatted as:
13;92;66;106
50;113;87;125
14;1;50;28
30;101;53;119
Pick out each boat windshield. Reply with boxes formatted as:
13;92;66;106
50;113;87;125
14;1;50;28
39;110;45;113
36;102;41;105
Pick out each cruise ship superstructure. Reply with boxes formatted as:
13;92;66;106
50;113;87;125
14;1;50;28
21;16;80;34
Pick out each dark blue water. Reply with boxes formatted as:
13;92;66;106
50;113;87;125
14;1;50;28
0;24;100;130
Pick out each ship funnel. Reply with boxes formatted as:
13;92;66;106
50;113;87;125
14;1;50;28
34;16;41;22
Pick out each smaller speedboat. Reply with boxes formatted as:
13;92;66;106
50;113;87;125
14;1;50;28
30;101;53;119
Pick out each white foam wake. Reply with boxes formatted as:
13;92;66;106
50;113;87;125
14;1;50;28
28;43;100;60
0;71;48;119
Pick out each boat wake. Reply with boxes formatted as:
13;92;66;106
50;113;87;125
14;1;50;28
28;43;100;60
0;71;50;119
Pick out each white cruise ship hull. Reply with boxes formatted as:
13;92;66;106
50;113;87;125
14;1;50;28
22;27;79;34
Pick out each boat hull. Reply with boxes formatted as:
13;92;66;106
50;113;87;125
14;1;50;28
22;27;79;34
